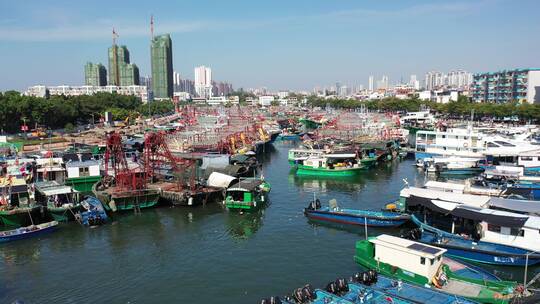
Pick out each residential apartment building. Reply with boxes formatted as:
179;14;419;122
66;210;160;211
84;62;107;86
472;69;540;104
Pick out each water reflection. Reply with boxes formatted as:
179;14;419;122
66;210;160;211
225;208;266;240
288;171;366;193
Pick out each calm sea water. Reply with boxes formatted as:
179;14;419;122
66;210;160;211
1;142;537;303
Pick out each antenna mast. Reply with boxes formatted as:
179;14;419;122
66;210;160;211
150;15;154;39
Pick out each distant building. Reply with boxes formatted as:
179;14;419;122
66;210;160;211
425;70;472;90
24;85;149;102
84;62;107;86
409;75;420;90
258;95;275;106
472;69;540;104
107;45;139;86
368;76;374;92
151;34;173;99
194;66;213;98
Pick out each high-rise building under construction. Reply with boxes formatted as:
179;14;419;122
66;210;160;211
84;62;107;86
108;45;140;86
151;34;173;99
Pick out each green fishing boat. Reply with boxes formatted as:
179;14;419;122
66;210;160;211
296;154;364;177
92;179;160;212
35;181;82;222
224;178;271;211
65;160;102;192
299;118;320;129
354;234;535;304
0;179;42;227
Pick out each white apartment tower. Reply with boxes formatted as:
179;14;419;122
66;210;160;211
194;65;213;98
368;75;374;92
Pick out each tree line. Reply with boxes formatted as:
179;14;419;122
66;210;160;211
0;91;175;134
307;95;540;122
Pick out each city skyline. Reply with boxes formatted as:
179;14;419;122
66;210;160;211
1;0;540;92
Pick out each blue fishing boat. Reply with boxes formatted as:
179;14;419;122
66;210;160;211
277;134;300;141
407;215;540;266
80;196;108;227
0;221;58;243
304;199;410;227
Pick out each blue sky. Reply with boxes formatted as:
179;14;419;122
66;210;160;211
1;0;539;91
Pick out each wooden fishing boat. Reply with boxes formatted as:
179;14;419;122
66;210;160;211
224;178;271;211
35;181;82;222
354;234;540;304
0;221;58;243
296;154;365;177
304;199;410;227
406;215;540;266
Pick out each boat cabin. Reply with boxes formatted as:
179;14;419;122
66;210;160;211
302;154;360;169
65;160;100;179
370;234;446;281
35;157;66;183
0;177;30;207
225;178;268;210
34;181;78;208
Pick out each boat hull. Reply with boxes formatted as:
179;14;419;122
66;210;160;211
0;221;58;243
304;209;409;227
47;205;83;222
296;165;363;177
65;176;101;192
0;207;42;227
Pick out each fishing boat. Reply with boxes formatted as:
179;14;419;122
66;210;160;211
295;154;365;177
0;177;42;227
304;199;410;227
224;178;271;211
354;234;540;304
64;160;102;192
0;221;58;243
436;162;485;175
79;196;108;227
34;181;82;222
404;216;540;266
92;177;161;212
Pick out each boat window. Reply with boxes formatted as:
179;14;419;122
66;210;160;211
420;257;426;265
442;135;446;138
437;256;441;261
494;141;515;147
79;167;90;177
487;142;499;148
521;156;534;161
430;259;434;265
487;224;501;233
510;227;525;237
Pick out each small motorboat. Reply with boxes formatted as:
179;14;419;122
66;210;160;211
79;196;108;227
304;199;410;227
0;221;58;243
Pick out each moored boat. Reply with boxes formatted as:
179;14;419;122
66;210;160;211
304;199;410;227
0;221;58;243
79;196;108;226
224;178;271;211
404;216;540;266
296;154;365;177
35;181;82;222
354;234;540;304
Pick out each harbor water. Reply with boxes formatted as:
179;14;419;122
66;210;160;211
1;142;537;303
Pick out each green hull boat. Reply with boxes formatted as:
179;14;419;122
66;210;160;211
92;181;160;212
65;176;101;193
296;165;364;177
47;204;83;222
0;206;42;227
224;179;271;211
354;235;530;304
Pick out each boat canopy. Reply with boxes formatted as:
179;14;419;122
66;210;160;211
403;187;489;208
207;172;237;189
425;199;530;227
488;197;540;215
227;179;263;192
35;181;77;196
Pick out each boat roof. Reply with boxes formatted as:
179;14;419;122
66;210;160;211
488;197;540;216
324;153;357;158
65;160;99;167
227;179;263;192
35;181;76;195
371;234;446;259
402;187;490;207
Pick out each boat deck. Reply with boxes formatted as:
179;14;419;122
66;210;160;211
440;279;481;297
